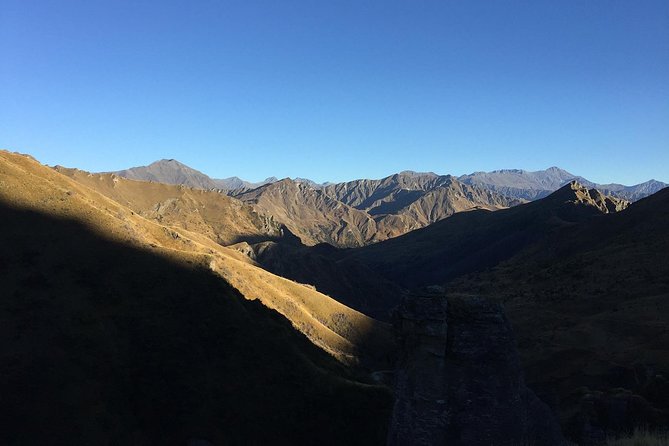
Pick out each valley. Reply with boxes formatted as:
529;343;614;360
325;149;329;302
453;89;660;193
2;150;667;444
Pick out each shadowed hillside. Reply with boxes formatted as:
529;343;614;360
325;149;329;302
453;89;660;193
447;188;669;436
336;183;668;438
0;203;392;445
341;181;628;289
247;241;406;321
2;151;394;367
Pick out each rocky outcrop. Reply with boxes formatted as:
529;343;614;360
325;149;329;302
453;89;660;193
388;294;565;445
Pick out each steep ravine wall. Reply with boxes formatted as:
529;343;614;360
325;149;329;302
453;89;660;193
387;294;566;446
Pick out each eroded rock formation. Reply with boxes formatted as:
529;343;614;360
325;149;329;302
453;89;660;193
388;293;565;445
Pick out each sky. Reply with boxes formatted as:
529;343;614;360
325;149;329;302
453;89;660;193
1;0;668;185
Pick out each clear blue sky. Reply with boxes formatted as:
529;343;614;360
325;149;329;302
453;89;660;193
2;0;668;184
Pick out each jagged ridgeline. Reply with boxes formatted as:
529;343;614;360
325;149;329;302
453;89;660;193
3;150;669;444
0;151;393;445
110;160;666;248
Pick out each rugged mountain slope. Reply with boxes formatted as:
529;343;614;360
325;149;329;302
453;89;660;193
459;166;667;201
2;151;394;365
0;151;393;444
55;166;285;246
338;183;668;436
342;181;629;289
234;179;380;247
324;171;515;211
234;173;520;247
111;159;276;191
324;171;520;229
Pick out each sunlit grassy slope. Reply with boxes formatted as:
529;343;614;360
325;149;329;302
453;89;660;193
54;165;283;246
1;151;393;364
0;151;394;444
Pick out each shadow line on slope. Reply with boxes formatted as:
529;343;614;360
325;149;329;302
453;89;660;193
0;201;392;446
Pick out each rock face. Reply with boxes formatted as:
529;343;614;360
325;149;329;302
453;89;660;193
232;174;520;247
388;294;565;446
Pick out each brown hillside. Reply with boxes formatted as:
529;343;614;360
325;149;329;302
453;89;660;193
1;151;393;364
54;166;284;246
235;178;379;247
234;174;520;248
0;193;392;444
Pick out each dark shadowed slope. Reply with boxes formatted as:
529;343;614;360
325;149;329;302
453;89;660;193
342;181;629;289
247;241;406;321
340;183;669;435
449;188;669;436
0;204;392;445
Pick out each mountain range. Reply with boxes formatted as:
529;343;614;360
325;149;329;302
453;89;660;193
3;150;668;443
111;159;278;192
236;177;668;437
327;181;669;436
459;166;667;201
0;151;400;444
113;160;667;203
108;160;666;250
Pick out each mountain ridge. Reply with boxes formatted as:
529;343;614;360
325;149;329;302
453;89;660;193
4;150;394;365
110;159;667;203
233;173;519;247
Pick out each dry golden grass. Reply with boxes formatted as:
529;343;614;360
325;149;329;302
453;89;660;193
1;150;393;363
54;165;282;246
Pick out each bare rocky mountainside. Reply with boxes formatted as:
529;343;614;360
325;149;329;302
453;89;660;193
111;159;277;192
232;172;520;247
111;160;666;250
